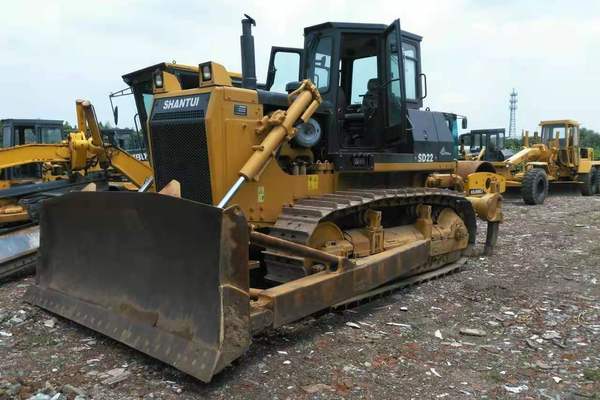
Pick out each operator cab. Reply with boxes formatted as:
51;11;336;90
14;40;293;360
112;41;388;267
265;20;456;171
540;120;580;167
460;128;512;161
1;119;64;181
540;120;579;148
304;21;424;154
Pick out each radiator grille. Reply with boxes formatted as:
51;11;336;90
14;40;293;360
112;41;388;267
152;110;204;121
149;119;212;204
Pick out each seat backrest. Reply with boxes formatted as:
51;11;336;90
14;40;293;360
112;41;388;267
362;78;379;120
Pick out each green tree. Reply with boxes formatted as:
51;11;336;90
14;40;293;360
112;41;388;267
580;127;600;159
504;137;522;151
62;120;75;135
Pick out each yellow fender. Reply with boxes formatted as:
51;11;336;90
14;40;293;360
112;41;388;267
465;172;506;196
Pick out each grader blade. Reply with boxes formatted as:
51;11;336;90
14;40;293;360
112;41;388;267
26;191;251;383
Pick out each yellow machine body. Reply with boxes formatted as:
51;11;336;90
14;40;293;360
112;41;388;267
492;120;600;203
0;100;152;226
28;17;504;384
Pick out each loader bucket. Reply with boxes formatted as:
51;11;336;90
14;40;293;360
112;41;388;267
25;191;251;382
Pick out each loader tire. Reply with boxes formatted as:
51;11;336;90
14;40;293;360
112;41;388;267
580;171;594;196
592;167;600;194
521;168;548;205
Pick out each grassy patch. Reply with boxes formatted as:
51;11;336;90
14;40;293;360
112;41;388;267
486;370;505;383
583;368;600;382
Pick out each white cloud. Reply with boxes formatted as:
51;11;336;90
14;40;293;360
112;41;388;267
0;0;598;134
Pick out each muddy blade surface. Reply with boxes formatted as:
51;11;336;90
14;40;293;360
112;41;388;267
25;191;250;383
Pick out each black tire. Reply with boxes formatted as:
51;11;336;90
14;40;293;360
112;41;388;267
580;171;594;196
521;168;548;205
592;167;600;194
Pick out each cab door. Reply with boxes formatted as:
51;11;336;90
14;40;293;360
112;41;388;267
382;19;407;144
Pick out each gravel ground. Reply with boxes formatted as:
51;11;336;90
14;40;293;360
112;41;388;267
0;191;599;399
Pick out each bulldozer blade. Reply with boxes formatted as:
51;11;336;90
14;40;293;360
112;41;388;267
25;191;251;383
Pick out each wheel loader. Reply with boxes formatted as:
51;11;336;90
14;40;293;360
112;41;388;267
492;120;600;204
26;17;502;382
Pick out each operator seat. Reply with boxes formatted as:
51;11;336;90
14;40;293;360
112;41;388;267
362;78;379;121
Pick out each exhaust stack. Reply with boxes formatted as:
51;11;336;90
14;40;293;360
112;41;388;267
240;14;257;89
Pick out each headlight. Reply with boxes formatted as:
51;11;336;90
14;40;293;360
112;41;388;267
201;64;212;81
153;71;164;88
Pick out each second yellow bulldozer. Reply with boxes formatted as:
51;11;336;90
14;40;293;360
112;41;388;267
27;16;502;382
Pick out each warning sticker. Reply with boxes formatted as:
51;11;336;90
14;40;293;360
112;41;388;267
308;175;319;191
257;186;265;203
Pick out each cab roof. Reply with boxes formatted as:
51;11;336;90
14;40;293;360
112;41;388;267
304;21;422;42
540;119;579;127
1;119;63;127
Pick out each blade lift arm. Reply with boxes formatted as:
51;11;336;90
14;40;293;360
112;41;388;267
217;80;322;208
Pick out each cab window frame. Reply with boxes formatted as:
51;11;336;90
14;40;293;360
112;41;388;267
402;41;418;101
309;36;334;94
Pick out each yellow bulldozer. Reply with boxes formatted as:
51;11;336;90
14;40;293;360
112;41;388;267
494;119;600;204
26;16;502;382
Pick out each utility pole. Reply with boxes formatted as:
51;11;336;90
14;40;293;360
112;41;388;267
508;89;518;138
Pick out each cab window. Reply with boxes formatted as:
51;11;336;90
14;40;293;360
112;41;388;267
2;126;10;148
542;125;566;142
488;133;498;150
312;37;332;92
143;94;154;120
570;126;579;146
498;131;505;148
472;133;481;148
402;42;418;100
23;128;37;144
350;56;377;104
41;127;62;144
271;51;300;93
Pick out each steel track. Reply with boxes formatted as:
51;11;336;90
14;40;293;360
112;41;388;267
264;187;477;282
332;257;468;309
0;224;39;284
0;252;37;283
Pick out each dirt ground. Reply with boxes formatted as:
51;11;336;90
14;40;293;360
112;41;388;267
0;190;599;400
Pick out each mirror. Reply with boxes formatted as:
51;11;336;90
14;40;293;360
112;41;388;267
315;55;327;68
461;117;468;130
113;106;119;126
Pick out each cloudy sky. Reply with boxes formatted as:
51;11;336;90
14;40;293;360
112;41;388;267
1;0;598;134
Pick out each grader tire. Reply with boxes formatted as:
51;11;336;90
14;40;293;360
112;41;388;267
580;172;594;196
522;168;548;205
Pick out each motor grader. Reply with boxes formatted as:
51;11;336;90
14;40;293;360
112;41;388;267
493;119;600;204
27;17;502;382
